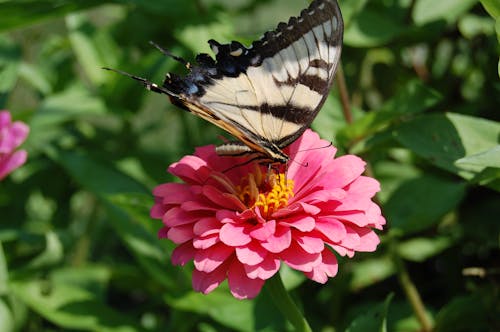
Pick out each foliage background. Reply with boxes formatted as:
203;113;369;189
1;0;499;331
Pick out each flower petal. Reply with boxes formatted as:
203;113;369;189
260;226;291;253
244;255;280;280
171;242;197;266
227;262;265;299
235;241;267;265
220;222;252;246
281;242;321;272
304;249;338;283
194;243;234;273
192;263;228;295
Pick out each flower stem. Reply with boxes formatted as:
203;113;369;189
336;63;353;124
390;239;433;332
265;273;312;332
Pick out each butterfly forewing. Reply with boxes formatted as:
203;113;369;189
124;0;344;163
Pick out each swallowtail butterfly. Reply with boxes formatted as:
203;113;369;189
107;0;343;164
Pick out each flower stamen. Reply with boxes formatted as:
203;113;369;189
236;167;294;218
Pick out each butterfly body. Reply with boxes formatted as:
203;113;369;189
107;0;343;164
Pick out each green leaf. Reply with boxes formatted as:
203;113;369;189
0;0;104;33
338;80;441;146
170;291;256;332
350;257;396;290
0;298;14;332
480;0;500;19
346;293;393;332
104;193;179;291
455;146;500;168
398;237;454;262
413;0;478;25
24;232;64;270
384;175;466;234
66;14;107;86
434;294;489;332
18;62;52;95
340;0;369;28
31;85;107;128
10;267;145;332
49;149;147;196
0;243;7;295
393;113;500;181
0;36;21;97
345;9;407;47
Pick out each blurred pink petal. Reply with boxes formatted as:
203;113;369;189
151;129;385;299
0;110;29;180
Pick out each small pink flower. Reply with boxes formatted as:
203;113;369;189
151;129;385;299
0;110;29;180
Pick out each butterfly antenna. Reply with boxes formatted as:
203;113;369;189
295;141;333;153
102;67;172;95
289;158;308;168
149;41;191;69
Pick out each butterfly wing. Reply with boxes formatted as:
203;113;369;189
163;0;343;160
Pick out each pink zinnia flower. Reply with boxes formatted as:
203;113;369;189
151;129;385;299
0;110;29;180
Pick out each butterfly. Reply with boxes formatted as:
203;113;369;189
106;0;343;164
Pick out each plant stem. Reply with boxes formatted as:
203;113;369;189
391;240;434;332
336;62;353;124
265;273;312;332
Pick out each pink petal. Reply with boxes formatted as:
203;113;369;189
153;183;196;204
227;261;265;299
273;202;321;218
260;226;292;253
10;122;29;146
203;185;246;210
280;216;316;232
353;229;380;252
315;217;347;243
235;241;267;265
171;242;197;266
281;242;321;272
346;176;381;199
163;207;199;227
167;225;194;244
219;223;252;246
193;233;219;249
194;243;234;273
192;263;228;295
244;255;280;280
304;249;338;283
324;155;366;189
296;188;346;204
0;111;11;127
168;155;211;184
0;150;27;180
193;217;220;237
181;200;219;212
295;234;325;254
249;219;276;241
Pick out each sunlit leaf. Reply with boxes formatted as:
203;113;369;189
480;0;500;19
350;257;395;290
398;237;454;262
393;113;500;181
10;268;146;332
0;298;14;332
413;0;478;25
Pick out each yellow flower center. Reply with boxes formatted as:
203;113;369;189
236;166;295;219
